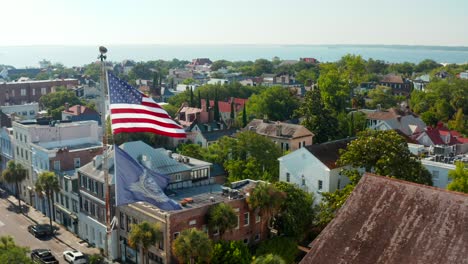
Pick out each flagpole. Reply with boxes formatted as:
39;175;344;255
98;46;111;260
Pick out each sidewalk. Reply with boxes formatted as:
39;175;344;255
4;192;101;257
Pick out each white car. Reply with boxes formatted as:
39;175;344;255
63;250;87;264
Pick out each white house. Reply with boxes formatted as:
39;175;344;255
364;108;426;136
1;103;39;120
421;159;455;189
278;139;353;203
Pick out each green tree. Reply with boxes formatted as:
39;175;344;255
0;236;32;264
128;62;152;80
367;85;398;109
296;88;338;143
211;240;251;264
255;237;298;264
172;228;213;264
253;59;274;76
388;62;415;77
366;58;388;75
177;144;205;160
1;161;27;213
207;203;238;239
273;182;314;240
415;59;441;73
35;171;60;234
338;130;432;185
39;87;83;120
317;63;349;112
336;111;367;138
448;108;466;135
128;221;163;264
447;161;468;193
211;60;231;71
190;87;194;107
84;63;101;81
252;254;286;264
242;106;247;127
219;131;283;182
198;90;202;109
183;78;196;85
214;88;220;122
248;86;299;121
88;254;104;264
247;183;285;236
421;111;439;127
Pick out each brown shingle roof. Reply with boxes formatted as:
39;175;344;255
300;173;468;264
304;138;353;169
245;119;314;139
62;105;97;116
381;74;404;83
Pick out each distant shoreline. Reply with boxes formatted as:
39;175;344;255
1;44;467;68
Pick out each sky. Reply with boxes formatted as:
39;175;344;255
2;0;468;46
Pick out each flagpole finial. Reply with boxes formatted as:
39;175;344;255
98;46;107;61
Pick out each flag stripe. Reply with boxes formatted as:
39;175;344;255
114;127;186;138
110;108;172;120
108;71;185;138
112;118;184;129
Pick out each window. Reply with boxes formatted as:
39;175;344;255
256;213;261;223
21;89;26;96
432;171;439;180
189;220;197;226
244;212;250;226
285;143;289;151
32;89;35;96
298;142;301;149
243;238;249;244
11;90;15;96
127;217;132;232
255;233;260;241
318;180;323;190
236;215;240;229
72;200;78;213
337;178;341;190
120;213;125;230
158;237;164;250
302;175;306;186
175;174;181;181
20;134;22;141
41;88;47;95
286;173;290;182
74;158;81;168
54;160;61;171
24;135;27;142
173;232;180;239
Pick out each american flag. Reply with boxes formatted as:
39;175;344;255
107;72;186;138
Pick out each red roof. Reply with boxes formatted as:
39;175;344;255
62;105;97;116
202;98;248;113
420;126;468;145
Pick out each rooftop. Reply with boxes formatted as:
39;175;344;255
305;138;354;169
300;173;468;264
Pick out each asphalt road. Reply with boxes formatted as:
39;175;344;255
0;190;98;263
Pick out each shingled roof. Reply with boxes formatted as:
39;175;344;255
304;138;353;169
245;119;314;139
300;173;468;264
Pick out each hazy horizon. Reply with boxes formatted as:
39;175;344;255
3;0;468;46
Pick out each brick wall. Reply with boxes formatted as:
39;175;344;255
50;146;102;171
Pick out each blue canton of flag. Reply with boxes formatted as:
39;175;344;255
114;145;182;211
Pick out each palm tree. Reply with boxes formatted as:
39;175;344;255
207;202;237;239
1;161;27;213
35;171;60;234
128;221;162;264
252;254;286;264
247;182;285;235
172;228;212;264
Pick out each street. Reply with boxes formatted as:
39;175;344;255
0;188;99;263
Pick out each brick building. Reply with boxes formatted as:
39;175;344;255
117;180;267;264
0;79;78;106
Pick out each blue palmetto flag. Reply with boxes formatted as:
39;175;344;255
114;145;181;211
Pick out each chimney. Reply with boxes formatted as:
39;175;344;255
65;102;69;112
77;105;82;115
276;121;282;136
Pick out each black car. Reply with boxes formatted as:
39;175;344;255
28;224;55;237
31;249;59;264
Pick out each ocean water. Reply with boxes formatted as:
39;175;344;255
1;44;468;68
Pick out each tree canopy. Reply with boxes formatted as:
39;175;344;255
207;203;238;238
211;240;251;264
273;181;314;240
172;228;213;264
447;161;468;193
0;236;32;264
247;86;299;121
337;130;432;185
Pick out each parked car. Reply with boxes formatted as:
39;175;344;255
63;250;87;264
31;249;59;264
28;224;55;238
